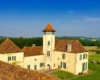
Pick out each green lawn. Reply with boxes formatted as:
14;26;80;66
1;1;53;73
52;54;100;80
52;70;74;79
89;54;100;62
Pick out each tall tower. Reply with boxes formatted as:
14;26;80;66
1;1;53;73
42;23;56;69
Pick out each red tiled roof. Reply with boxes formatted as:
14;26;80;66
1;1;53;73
22;46;43;57
55;40;87;53
0;61;58;80
0;38;22;53
42;23;56;32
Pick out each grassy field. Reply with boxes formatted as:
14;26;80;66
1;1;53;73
84;46;98;51
52;46;100;80
84;46;100;55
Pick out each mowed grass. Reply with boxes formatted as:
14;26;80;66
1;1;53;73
52;70;74;79
89;54;100;61
73;62;100;80
52;53;100;80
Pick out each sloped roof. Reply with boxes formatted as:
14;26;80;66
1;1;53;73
55;40;87;53
42;23;56;32
0;61;58;80
22;46;43;57
0;38;22;53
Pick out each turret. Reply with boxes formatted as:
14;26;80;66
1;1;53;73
42;23;56;69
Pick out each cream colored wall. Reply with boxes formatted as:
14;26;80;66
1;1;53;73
53;51;88;75
75;52;88;74
53;51;76;74
24;55;45;70
43;33;55;53
0;52;24;67
43;32;55;69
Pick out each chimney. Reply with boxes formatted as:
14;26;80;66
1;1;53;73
67;42;72;52
32;44;36;47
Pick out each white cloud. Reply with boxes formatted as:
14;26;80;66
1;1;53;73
85;18;100;22
68;11;74;14
82;16;100;22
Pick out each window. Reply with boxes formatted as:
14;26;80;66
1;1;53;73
62;54;65;59
60;62;62;68
61;62;66;69
27;65;30;69
40;63;43;67
12;56;16;60
86;54;87;59
47;51;50;56
48;41;50;45
80;54;82;60
34;65;37;70
82;62;88;71
8;56;11;61
63;62;66;69
40;63;45;67
83;54;85;59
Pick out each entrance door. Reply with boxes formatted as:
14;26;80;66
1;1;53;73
47;64;50;70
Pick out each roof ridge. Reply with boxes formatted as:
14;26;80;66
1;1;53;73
55;39;88;53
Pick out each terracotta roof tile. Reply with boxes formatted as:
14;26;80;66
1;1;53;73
0;38;22;53
42;23;56;32
0;61;58;80
22;46;43;57
55;40;87;53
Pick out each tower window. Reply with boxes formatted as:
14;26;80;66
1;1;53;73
47;51;50;56
48;41;50;45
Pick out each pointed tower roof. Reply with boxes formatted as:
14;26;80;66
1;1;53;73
42;23;56;32
0;38;22;53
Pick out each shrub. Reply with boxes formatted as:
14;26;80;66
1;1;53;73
97;51;100;54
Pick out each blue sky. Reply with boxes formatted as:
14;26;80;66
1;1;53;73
0;0;100;37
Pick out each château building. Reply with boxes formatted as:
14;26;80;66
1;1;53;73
0;24;88;75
